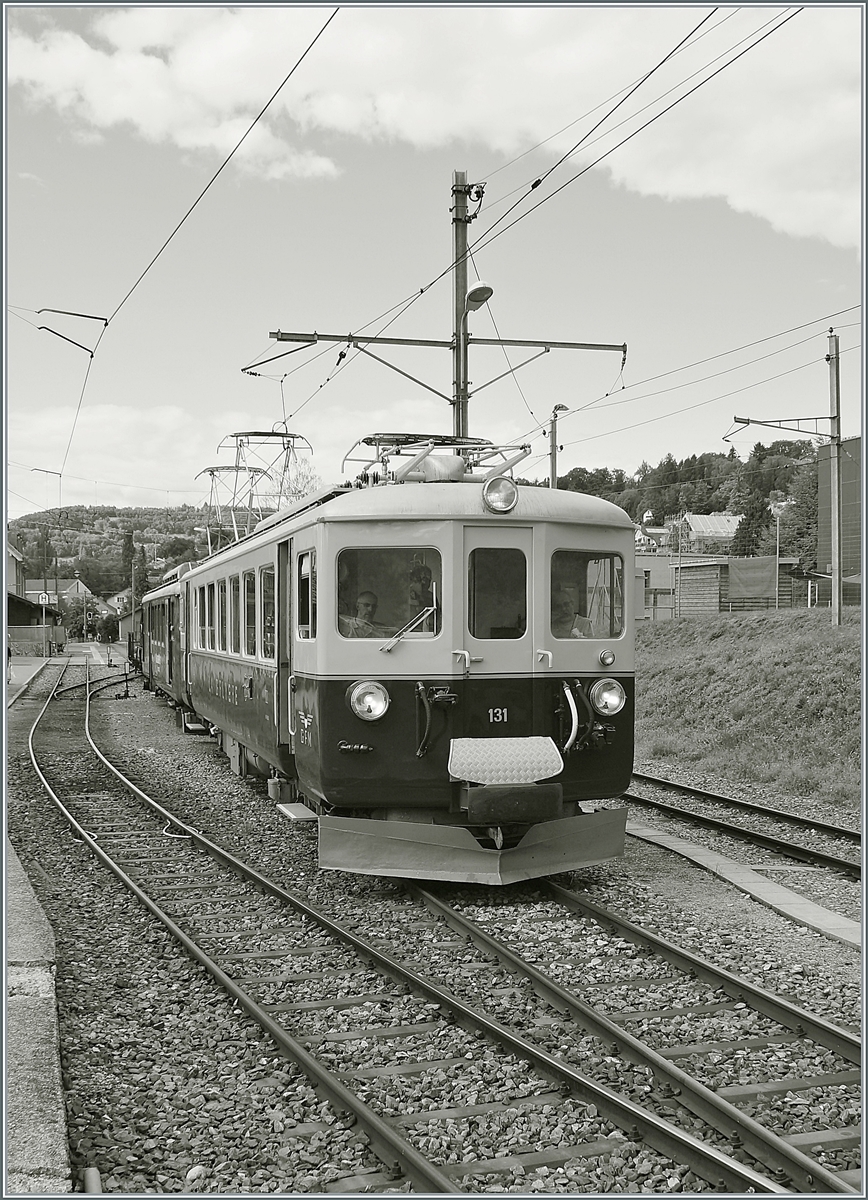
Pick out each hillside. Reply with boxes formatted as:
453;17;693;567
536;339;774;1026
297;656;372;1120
634;608;862;816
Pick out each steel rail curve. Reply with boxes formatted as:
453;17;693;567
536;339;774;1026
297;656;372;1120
29;669;458;1194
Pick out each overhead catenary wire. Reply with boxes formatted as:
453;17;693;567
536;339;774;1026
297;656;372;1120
465;7;804;263
256;6;804;427
29;9;341;482
512;305;861;446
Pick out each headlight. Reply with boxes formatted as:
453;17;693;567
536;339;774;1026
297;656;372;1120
589;678;626;716
482;475;518;513
347;680;390;721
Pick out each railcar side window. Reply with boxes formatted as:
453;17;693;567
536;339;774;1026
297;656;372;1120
197;586;206;648
243;570;256;656
297;551;316;640
206;582;216;649
337;548;441;639
468;548;526;639
551;551;624;638
229;575;240;654
217;580;227;651
261;566;275;659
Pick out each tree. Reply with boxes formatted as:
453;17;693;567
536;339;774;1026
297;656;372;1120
97;612;119;643
160;535;197;569
730;493;771;557
64;596;97;640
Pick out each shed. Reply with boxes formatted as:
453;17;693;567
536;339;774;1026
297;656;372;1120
672;556;809;615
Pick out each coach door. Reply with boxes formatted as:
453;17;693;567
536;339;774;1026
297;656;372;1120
276;538;292;747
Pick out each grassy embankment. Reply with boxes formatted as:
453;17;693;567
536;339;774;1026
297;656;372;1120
634;608;862;815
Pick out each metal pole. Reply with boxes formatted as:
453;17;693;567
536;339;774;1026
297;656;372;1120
826;330;842;626
549;405;567;487
775;514;780;610
452;170;469;438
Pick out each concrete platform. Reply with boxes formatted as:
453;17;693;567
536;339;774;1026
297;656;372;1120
5;656;51;705
628;821;861;948
5;840;72;1194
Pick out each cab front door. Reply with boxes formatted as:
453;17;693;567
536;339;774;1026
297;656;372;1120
458;525;537;738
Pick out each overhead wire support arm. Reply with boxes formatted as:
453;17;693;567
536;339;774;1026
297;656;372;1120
467;347;550;397
352;343;453;404
731;414;834;437
269;330;453;348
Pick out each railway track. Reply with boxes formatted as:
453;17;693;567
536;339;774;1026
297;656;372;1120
626;772;861;879
25;666;860;1193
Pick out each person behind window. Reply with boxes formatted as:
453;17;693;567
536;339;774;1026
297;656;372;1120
551;587;593;638
340;591;387;638
408;563;436;632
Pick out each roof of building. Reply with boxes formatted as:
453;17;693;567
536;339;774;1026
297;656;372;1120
685;512;741;537
25;579;94;593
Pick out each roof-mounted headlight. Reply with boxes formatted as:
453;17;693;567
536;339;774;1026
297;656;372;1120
589;678;626;716
482;475;518;514
347;680;390;721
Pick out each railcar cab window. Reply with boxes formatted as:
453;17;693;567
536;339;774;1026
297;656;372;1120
550;551;624;639
206;582;216;649
297;551;316;640
337;549;441;639
468;548;526;639
260;566;275;659
243;570;256;656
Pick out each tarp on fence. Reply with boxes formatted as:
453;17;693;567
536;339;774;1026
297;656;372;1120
728;556;777;598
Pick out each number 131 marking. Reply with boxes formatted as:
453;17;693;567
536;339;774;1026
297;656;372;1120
488;707;508;723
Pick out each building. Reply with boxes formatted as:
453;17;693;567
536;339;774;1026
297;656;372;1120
673;512;741;554
671;556;808;615
25;576;95;609
8;536;64;654
817;435;861;606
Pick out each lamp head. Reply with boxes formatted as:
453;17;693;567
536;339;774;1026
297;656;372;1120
465;281;494;311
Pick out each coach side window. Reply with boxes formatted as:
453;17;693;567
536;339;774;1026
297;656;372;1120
297;551;316;640
206;582;216;649
261;566;275;659
468;548;526;639
217;579;227;652
243;570;256;656
551;551;624;639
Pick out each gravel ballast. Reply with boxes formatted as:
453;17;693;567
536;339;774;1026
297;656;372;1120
6;672;862;1192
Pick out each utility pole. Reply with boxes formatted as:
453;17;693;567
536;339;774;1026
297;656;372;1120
826;330;842;626
549;405;567;487
264;170;626;446
453;170;470;439
732;323;846;626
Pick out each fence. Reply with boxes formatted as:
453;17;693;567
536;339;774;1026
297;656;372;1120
7;625;67;656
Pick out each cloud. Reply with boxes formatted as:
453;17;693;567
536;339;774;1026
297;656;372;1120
6;6;861;247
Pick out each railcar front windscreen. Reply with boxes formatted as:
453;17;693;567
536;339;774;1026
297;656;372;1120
551;551;624;639
337;548;441;638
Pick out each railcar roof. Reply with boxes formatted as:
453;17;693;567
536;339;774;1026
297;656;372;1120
316;482;635;528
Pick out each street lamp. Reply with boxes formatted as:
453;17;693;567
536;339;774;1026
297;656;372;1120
455;282;494;438
549;404;568;488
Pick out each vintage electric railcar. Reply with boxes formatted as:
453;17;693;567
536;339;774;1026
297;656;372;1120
141;434;634;884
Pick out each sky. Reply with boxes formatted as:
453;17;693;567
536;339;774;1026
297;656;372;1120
4;3;864;525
